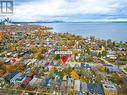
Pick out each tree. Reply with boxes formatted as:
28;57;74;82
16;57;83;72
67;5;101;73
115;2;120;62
0;46;3;52
111;73;122;83
97;52;102;58
70;70;79;80
7;43;16;51
38;47;47;54
30;46;38;53
54;55;60;60
102;51;107;56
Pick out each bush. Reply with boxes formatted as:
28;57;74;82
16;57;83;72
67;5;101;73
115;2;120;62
124;68;127;71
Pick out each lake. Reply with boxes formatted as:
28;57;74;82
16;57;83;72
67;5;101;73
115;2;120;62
28;22;127;42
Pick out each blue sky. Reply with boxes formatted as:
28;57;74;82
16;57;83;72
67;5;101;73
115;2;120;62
1;0;127;22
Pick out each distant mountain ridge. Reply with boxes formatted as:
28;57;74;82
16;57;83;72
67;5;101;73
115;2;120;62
13;21;127;24
13;21;65;24
1;18;127;25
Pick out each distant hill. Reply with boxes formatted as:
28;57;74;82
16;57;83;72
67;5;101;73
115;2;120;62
13;21;65;24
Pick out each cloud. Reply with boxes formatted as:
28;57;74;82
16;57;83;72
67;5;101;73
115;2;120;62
1;0;127;21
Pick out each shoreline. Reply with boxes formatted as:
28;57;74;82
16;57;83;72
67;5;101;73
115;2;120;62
0;24;126;43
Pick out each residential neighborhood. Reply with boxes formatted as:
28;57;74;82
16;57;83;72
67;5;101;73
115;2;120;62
0;24;127;95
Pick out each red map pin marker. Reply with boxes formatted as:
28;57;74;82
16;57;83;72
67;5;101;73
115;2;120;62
61;55;68;64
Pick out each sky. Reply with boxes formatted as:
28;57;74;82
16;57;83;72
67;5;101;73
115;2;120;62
0;0;127;22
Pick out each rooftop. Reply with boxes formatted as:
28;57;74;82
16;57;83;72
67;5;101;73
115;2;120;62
103;84;117;90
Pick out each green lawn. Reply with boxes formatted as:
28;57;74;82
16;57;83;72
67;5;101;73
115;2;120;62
124;67;127;71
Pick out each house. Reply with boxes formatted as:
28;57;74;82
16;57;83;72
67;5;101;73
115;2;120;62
106;54;117;60
42;77;51;86
106;49;117;60
50;61;54;66
81;63;91;69
106;65;119;73
60;80;67;92
103;84;118;95
10;73;22;84
12;53;18;58
4;71;18;82
123;78;127;87
18;52;25;57
87;83;104;95
81;83;88;94
67;62;81;68
74;80;81;92
63;75;67;81
75;62;81;68
117;60;127;64
11;58;16;63
6;52;12;57
90;51;97;57
4;59;11;64
24;68;31;74
17;73;26;81
21;73;33;88
44;62;50;67
67;78;74;87
29;77;42;87
67;62;75;67
0;53;2;57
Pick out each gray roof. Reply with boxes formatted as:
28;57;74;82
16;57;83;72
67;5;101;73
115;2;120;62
123;78;127;86
87;83;104;94
81;83;88;93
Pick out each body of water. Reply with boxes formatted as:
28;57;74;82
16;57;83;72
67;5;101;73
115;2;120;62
30;22;127;42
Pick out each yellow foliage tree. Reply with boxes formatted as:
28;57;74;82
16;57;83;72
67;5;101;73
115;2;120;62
70;70;79;80
17;40;22;46
30;46;38;53
5;64;15;73
7;43;16;51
